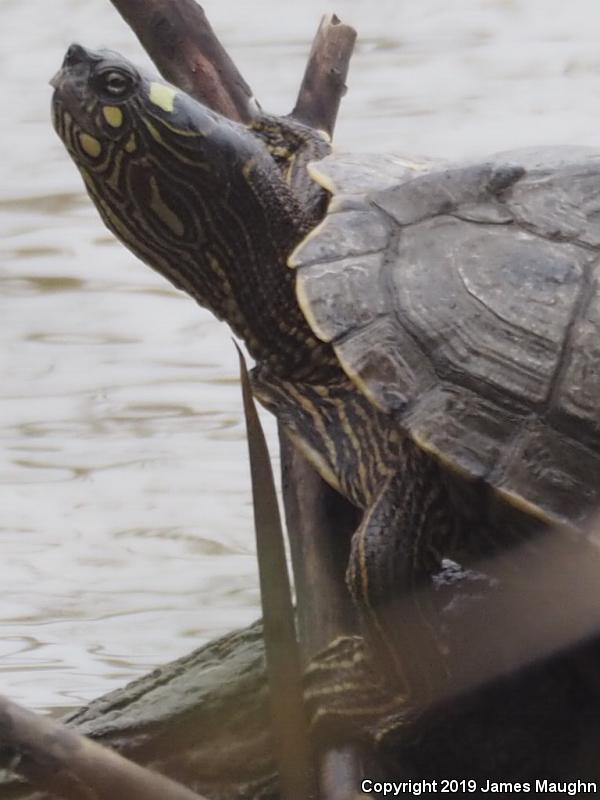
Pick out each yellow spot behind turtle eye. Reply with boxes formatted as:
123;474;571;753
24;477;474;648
149;82;177;113
79;133;102;158
124;134;136;153
103;106;123;128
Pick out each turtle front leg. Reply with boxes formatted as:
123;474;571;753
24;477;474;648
305;458;463;744
252;369;475;740
347;465;454;700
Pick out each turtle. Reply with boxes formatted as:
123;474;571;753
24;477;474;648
50;45;600;739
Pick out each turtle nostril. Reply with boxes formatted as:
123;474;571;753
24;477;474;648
63;43;88;68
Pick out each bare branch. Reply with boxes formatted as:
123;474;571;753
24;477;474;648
109;0;257;121
291;14;357;136
0;694;207;800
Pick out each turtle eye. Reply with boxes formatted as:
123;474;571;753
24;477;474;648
94;67;135;99
102;70;130;96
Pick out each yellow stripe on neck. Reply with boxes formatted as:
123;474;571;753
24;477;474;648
149;175;184;237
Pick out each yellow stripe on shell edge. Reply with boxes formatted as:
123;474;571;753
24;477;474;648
294;270;331;344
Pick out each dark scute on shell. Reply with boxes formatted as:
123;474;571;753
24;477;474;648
295;146;600;527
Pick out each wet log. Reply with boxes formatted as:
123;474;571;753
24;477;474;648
0;695;207;800
4;523;600;799
0;622;275;800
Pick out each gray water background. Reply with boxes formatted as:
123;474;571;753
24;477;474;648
2;0;600;712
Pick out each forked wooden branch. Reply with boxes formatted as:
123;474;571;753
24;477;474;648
109;0;257;121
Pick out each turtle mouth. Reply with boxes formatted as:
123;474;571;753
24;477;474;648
50;46;97;140
49;69;64;90
50;44;101;102
50;77;81;139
